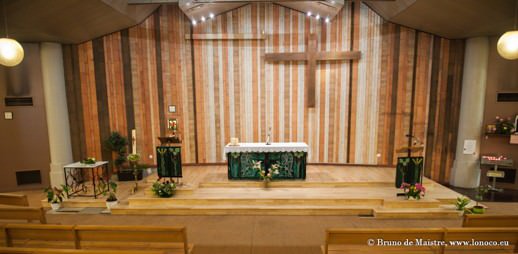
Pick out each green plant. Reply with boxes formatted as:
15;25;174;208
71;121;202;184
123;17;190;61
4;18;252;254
494;116;516;134
104;132;129;171
81;157;96;165
151;181;176;198
455;196;470;211
44;185;68;204
127;153;143;193
98;178;118;202
252;160;280;184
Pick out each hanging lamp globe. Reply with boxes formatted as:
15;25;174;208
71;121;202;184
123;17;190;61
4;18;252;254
0;38;24;66
497;30;518;60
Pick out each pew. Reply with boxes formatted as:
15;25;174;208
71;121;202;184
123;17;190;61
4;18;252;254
0;207;46;224
0;224;192;254
75;225;191;254
0;247;166;254
0;194;29;207
463;214;518;228
323;228;444;254
323;227;518;254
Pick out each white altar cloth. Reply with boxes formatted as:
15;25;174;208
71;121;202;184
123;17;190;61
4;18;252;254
224;142;309;153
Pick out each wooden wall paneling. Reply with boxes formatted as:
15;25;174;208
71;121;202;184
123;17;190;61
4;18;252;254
63;45;87;161
347;1;360;163
121;29;136;155
412;32;433;158
92;37;112;166
129;14;161;164
159;5;196;163
154;12;166;137
103;32;128;138
77;41;102;160
424;36;442;180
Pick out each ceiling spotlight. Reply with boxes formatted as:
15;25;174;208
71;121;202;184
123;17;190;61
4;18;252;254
315;14;320;20
209;13;215;19
201;16;206;22
307;11;312;17
192;19;197;25
325;17;330;23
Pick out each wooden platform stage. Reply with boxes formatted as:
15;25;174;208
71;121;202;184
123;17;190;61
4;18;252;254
57;165;465;219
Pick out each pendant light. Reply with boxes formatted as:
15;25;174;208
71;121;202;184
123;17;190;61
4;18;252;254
0;0;23;67
497;0;518;60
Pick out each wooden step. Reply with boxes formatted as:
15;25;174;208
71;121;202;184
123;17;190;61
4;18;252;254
382;199;442;208
373;208;462;219
111;204;374;216
198;181;394;188
128;197;384;207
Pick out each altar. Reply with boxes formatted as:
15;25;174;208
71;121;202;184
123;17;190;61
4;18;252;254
224;142;308;180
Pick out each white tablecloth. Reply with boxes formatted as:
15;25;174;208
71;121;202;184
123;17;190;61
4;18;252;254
224;142;308;153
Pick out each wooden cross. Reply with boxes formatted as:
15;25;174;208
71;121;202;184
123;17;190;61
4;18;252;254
264;33;361;107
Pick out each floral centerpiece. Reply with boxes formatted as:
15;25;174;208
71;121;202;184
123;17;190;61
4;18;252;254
151;180;176;198
252;160;280;188
81;157;96;165
400;182;426;200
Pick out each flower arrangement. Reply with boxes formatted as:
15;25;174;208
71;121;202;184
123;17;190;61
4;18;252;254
252;160;280;187
81;157;96;165
400;182;426;200
152;181;176;198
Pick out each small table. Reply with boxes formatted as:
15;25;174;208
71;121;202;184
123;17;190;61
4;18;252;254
224;142;308;180
63;161;109;198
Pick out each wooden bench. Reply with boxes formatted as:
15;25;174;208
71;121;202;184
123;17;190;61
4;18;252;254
323;228;444;254
0;194;29;207
463;214;518;228
323;227;518;254
0;247;166;254
0;224;192;254
0;207;46;224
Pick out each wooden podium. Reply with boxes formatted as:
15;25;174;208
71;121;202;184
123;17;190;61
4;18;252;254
156;136;182;181
395;146;424;188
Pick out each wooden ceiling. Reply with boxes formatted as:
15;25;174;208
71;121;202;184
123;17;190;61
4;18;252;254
365;0;517;39
1;0;159;44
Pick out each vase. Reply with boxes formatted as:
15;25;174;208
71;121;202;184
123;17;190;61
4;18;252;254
50;203;61;211
106;200;118;211
263;180;270;188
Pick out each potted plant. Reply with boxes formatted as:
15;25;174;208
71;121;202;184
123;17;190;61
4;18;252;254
400;182;426;200
81;157;96;165
472;185;489;214
151;180;176;198
104;132;129;174
455;196;471;212
98;178;118;211
252;160;280;188
44;185;69;211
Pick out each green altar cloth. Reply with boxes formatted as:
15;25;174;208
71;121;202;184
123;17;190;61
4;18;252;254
224;142;308;180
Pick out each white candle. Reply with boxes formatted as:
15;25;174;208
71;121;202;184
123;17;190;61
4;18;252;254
132;129;137;154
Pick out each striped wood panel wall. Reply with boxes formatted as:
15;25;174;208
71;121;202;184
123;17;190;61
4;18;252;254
63;3;464;183
63;6;195;165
